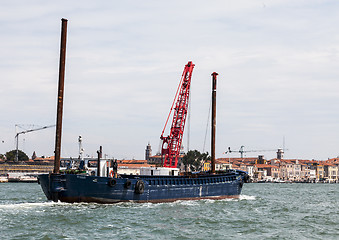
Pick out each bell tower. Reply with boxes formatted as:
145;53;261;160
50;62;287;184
277;148;284;160
145;142;152;160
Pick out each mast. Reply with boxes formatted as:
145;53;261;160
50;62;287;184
211;72;218;174
97;146;102;177
54;18;68;174
78;136;84;160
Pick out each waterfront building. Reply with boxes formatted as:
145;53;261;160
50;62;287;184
324;164;338;183
300;163;308;180
309;169;317;181
238;162;254;178
292;160;302;181
316;164;325;181
201;155;338;182
215;159;232;171
271;165;280;179
245;165;254;178
203;161;211;171
280;160;293;180
252;164;279;181
307;160;318;182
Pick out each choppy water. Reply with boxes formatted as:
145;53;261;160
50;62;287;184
0;183;338;240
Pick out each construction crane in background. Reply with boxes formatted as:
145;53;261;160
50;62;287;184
160;61;195;168
15;124;55;161
225;145;282;158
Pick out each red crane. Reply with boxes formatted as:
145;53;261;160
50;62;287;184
160;61;195;168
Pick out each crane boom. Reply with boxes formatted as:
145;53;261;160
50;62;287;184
160;61;195;168
15;124;56;161
15;125;56;137
225;146;285;158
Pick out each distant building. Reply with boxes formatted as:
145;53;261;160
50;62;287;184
203;161;211;171
317;164;325;180
277;148;284;160
116;159;154;175
256;155;266;165
145;143;152;161
148;155;163;166
324;164;338;182
32;151;37;160
215;159;232;171
148;154;184;169
33;156;55;165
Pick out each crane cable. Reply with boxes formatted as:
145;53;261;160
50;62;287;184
186;92;191;152
161;70;186;137
203;97;212;153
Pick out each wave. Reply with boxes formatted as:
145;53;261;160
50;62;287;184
239;195;256;200
0;195;256;210
0;201;67;210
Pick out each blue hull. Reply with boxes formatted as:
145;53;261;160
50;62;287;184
38;172;246;203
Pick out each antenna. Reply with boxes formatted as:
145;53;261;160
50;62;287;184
203;98;212;152
78;136;84;160
186;91;191;152
283;136;286;151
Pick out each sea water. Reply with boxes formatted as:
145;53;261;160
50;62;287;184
0;182;338;239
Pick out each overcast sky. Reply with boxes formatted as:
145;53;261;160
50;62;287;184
1;0;339;161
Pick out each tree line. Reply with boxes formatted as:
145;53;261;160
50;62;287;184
182;150;210;172
0;150;29;162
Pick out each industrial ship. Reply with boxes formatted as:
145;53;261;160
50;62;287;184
39;169;247;203
38;19;248;203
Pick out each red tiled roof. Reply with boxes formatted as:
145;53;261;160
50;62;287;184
34;156;54;161
326;158;339;164
322;162;336;167
215;159;231;164
254;164;277;168
217;157;257;162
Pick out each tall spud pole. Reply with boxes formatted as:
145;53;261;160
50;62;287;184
211;72;218;174
54;18;68;174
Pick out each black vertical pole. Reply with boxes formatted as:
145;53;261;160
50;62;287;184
54;18;68;174
97;146;102;176
211;72;218;174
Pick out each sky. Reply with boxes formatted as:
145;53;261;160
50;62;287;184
1;0;339;161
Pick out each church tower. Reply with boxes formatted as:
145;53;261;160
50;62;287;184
145;142;152;161
277;148;284;160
